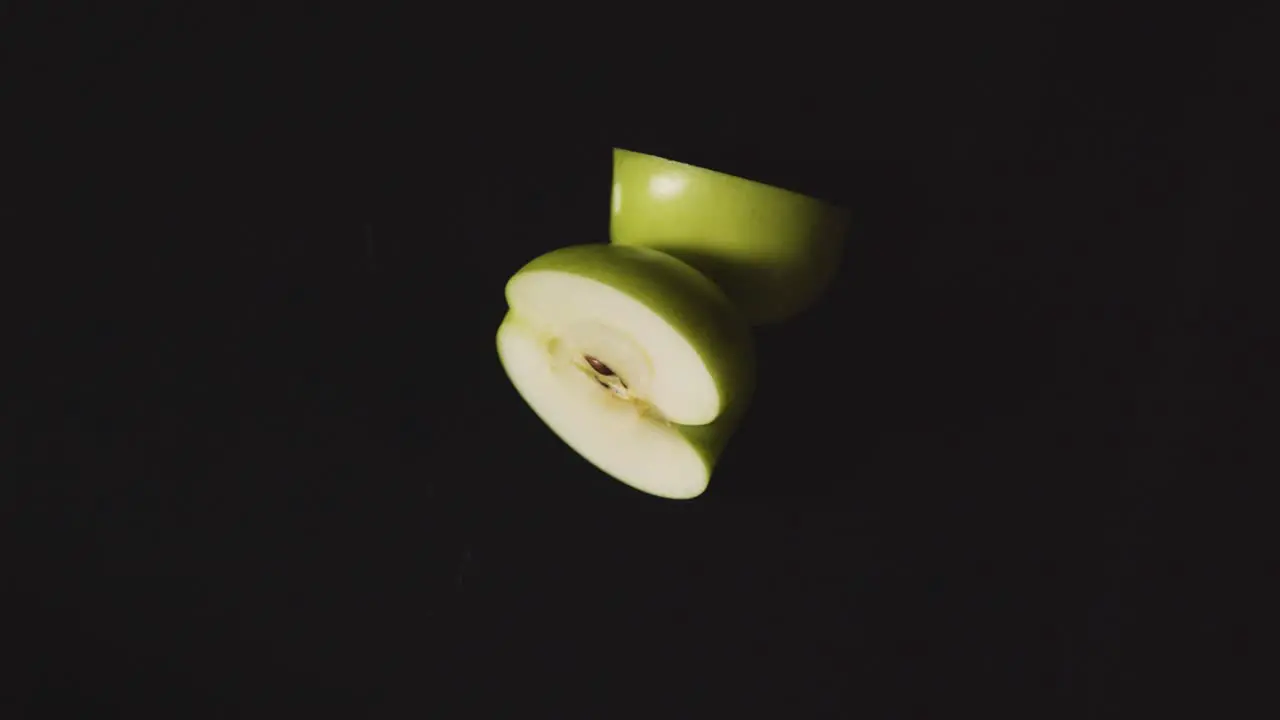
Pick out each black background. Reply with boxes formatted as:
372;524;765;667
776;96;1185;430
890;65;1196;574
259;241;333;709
4;4;1269;717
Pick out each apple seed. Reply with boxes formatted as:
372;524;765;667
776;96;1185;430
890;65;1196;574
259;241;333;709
584;355;615;376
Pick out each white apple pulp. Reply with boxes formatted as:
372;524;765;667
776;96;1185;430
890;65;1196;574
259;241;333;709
507;271;723;425
497;244;755;500
498;272;724;499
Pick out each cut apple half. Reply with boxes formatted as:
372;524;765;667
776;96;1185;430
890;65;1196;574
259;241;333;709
497;244;755;499
611;147;852;325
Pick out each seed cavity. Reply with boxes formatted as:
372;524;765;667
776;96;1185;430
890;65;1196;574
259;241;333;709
580;353;631;398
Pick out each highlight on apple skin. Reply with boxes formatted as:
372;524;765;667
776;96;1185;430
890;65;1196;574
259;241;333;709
610;147;851;326
496;243;755;500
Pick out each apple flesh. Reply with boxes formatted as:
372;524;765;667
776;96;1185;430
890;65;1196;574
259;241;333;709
496;243;755;499
610;148;851;325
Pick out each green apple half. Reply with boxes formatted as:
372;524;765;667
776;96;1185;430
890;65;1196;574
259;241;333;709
610;147;852;325
496;244;755;499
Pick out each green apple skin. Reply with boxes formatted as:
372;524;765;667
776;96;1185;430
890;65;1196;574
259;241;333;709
610;148;851;325
497;243;756;494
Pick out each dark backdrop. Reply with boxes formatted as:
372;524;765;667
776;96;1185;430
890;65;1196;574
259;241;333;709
4;4;1267;717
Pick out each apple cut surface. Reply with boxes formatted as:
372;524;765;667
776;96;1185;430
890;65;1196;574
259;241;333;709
497;244;754;499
